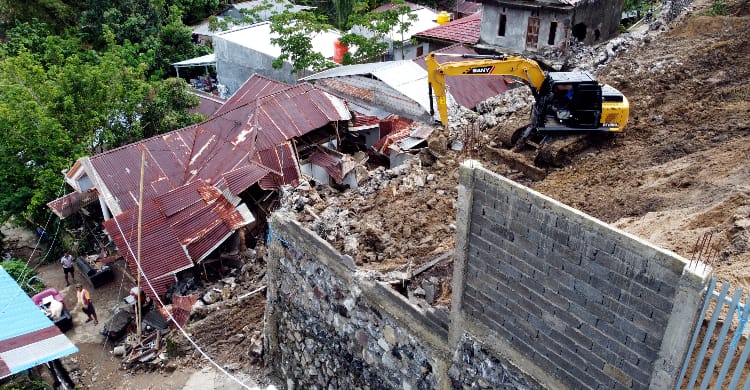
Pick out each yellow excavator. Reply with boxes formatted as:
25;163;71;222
426;52;629;168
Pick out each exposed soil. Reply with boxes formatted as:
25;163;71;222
284;0;750;299
4;0;750;387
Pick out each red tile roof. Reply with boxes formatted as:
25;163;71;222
414;12;481;44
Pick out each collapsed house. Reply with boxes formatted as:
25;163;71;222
48;74;352;298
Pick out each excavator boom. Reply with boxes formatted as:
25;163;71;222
426;53;547;129
425;51;629;170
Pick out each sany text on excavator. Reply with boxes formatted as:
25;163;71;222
426;52;629;167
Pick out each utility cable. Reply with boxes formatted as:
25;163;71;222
110;214;257;389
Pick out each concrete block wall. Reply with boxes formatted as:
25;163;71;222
213;38;297;95
264;214;452;389
450;161;710;389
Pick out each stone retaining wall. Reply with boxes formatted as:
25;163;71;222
264;161;710;389
264;216;452;389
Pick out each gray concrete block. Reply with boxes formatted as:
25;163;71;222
586;301;616;324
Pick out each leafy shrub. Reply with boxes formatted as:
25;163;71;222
707;1;728;15
1;259;44;294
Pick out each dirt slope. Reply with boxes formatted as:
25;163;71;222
291;0;750;294
535;1;750;286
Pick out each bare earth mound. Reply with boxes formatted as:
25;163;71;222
535;4;750;287
288;0;750;300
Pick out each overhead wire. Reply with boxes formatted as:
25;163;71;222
109;213;256;389
0;175;68;315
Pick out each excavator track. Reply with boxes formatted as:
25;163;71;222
534;134;592;167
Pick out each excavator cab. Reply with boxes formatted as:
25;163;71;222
536;72;603;131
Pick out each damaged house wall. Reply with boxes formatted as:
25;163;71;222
264;213;452;389
478;0;624;54
264;160;710;389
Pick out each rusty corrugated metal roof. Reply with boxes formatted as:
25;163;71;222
413;44;510;109
252;83;351;151
47;188;99;218
102;180;254;299
351;111;380;129
189;91;226;117
215;74;290;116
56;78;349;298
309;149;344;183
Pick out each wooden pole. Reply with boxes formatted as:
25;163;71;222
136;148;145;341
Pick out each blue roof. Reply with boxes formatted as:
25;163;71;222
0;266;78;378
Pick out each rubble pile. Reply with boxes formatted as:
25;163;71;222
280;158;459;269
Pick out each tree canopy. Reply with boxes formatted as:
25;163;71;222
0;6;206;227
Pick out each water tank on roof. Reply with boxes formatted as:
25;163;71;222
436;11;451;25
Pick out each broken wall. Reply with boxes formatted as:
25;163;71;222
450;161;710;389
570;0;625;45
264;160;709;390
264;214;452;389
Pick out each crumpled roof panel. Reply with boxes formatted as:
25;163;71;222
253;85;350;151
47;188;99;219
102;180;255;299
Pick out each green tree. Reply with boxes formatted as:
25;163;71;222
0;49;80;224
0;0;81;34
332;0;357;29
141;78;202;138
339;6;400;63
269;10;336;74
2;259;44;294
151;5;208;79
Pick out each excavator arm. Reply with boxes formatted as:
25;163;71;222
426;52;548;129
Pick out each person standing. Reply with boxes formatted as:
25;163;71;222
76;283;98;325
60;251;75;286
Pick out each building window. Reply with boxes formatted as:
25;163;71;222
548;21;558;45
416;46;424;57
498;14;507;36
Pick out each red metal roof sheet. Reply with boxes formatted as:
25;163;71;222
351;112;380;128
309;150;344;183
252;84;350;151
47;188;99;218
102;180;254;298
215;74;290;116
190;91;226;117
415;12;481;44
413;44;510;109
219;162;272;195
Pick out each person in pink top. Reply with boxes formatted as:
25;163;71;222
76;283;98;325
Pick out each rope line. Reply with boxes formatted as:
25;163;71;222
110;213;257;389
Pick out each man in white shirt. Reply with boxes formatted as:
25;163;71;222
60;251;76;286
